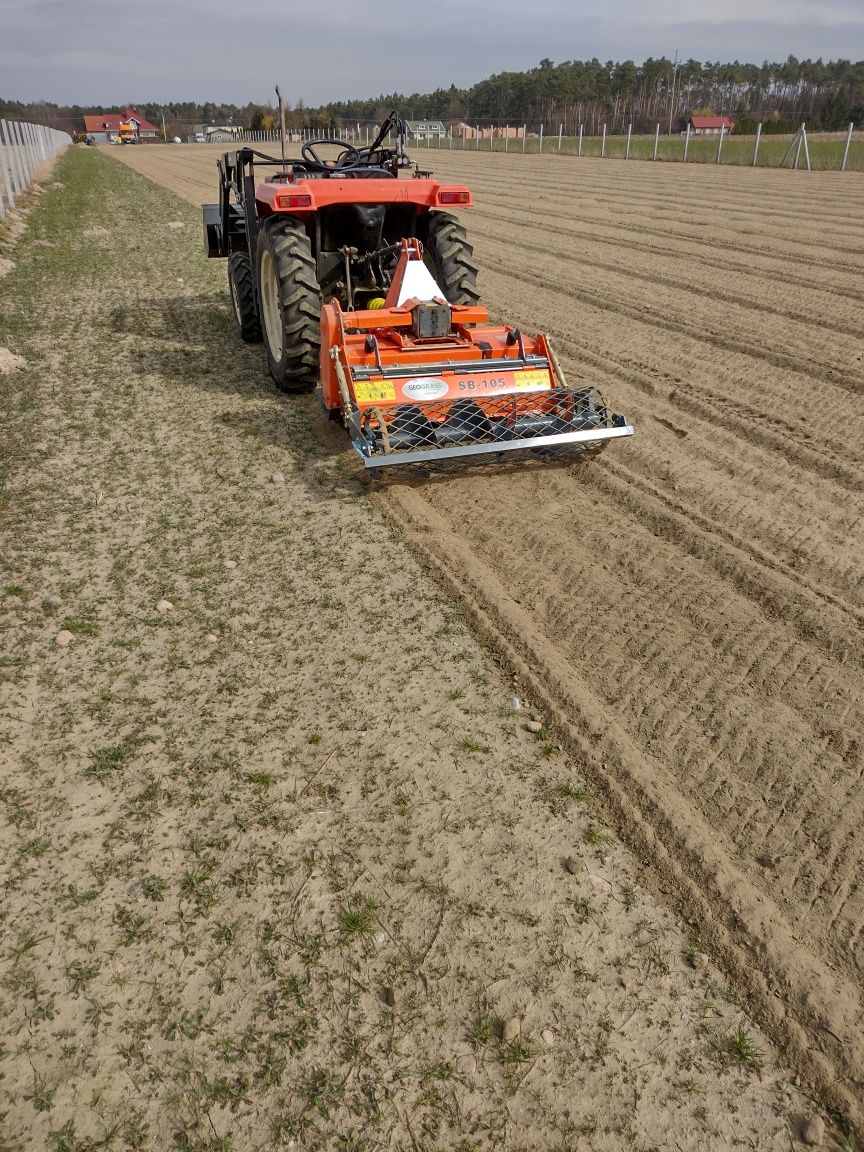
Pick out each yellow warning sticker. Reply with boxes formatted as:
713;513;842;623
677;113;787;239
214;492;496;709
512;369;552;390
354;380;397;404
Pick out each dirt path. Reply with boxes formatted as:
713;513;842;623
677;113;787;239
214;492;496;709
110;143;864;1131
0;149;824;1151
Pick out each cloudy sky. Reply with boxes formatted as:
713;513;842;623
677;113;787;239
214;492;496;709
3;0;863;106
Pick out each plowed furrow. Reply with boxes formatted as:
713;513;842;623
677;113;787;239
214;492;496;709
109;142;864;1131
483;253;863;393
470;219;863;336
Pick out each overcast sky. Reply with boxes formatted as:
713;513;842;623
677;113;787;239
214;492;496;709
3;0;863;106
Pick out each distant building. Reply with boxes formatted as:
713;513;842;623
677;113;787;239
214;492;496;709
405;120;447;142
449;123;524;140
688;116;735;136
83;109;159;144
191;125;245;143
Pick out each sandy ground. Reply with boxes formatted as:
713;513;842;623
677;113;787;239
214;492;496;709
109;142;864;1130
0;146;849;1148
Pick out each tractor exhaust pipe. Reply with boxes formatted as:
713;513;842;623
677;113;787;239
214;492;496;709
275;84;287;177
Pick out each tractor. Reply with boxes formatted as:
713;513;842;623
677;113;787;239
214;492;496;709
203;111;632;469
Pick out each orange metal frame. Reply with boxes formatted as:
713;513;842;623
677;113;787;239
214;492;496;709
319;237;555;414
255;179;473;215
320;304;554;414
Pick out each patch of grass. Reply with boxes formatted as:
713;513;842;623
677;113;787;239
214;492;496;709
60;613;100;637
141;875;168;902
84;742;134;782
468;1011;497;1050
336;896;379;943
245;770;276;788
6;927;49;963
720;1025;764;1071
537;776;590;814
500;1033;538;1094
460;736;490;754
65;958;100;997
584;824;614;849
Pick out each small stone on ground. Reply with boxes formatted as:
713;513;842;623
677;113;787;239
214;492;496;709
502;1017;521;1043
0;348;26;374
801;1114;825;1146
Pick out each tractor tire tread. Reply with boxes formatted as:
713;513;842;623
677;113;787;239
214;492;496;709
258;216;321;393
228;252;262;343
423;211;480;306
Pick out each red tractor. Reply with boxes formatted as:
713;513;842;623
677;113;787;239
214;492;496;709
203;112;632;469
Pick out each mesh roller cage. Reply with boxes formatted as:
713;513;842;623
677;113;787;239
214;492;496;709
349;385;633;469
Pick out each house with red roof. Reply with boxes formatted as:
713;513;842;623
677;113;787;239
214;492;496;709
687;115;735;136
83;109;159;144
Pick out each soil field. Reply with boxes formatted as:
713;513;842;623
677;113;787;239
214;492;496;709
4;149;829;1152
111;145;863;1126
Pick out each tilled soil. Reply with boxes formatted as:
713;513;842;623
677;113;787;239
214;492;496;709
0;147;825;1152
111;144;864;1128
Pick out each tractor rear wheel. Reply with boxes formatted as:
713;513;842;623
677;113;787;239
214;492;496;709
228;252;261;343
256;216;320;393
421;211;480;306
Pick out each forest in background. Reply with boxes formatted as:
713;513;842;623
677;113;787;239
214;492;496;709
3;55;863;137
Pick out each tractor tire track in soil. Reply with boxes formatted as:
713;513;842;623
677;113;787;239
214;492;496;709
110;144;864;1128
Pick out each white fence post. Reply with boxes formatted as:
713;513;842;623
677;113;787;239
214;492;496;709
14;122;31;183
653;123;660;160
0;118;72;216
802;124;811;171
539;123;543;154
489;125;493;151
578;124;583;156
20;122;32;174
1;121;19;200
0;122;16;209
626;122;632;159
475;127;479;150
522;125;527;153
752;122;762;166
505;126;509;152
716;124;725;164
684;123;691;162
557;123;563;154
841;121;854;171
601;123;606;157
12;122;28;191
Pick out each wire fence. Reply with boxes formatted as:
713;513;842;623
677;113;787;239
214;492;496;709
196;121;861;172
0;119;73;219
408;121;862;172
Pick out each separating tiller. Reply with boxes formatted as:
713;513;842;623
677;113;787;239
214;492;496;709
203;108;633;469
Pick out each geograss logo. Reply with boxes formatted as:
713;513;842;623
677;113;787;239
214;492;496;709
401;377;449;400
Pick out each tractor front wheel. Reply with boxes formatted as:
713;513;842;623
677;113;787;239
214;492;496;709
421;211;480;306
256;216;320;393
228;252;261;343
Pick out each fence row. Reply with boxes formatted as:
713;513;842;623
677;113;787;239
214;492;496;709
198;122;861;172
410;121;861;171
0;120;73;219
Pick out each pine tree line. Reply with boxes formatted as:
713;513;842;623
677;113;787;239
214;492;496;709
3;55;862;137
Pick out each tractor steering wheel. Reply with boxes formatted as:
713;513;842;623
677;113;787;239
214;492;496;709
301;139;361;171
